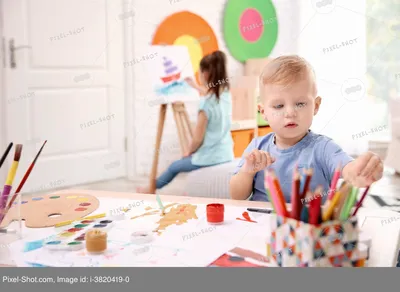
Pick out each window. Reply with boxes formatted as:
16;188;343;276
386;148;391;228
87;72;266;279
298;0;395;155
366;0;400;142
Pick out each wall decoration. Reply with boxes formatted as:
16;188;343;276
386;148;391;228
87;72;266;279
223;0;278;62
152;11;219;84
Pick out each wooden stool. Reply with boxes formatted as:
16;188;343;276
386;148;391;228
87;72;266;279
149;102;193;194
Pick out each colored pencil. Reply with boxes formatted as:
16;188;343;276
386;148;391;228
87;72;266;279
300;205;309;223
327;163;341;200
333;182;350;220
309;187;322;225
0;142;13;170
299;171;306;198
301;168;313;199
290;170;301;220
265;174;280;214
265;173;285;217
352;186;370;216
269;171;289;217
323;188;343;222
265;187;276;213
263;171;277;212
0;145;23;223
5;141;47;211
340;187;359;220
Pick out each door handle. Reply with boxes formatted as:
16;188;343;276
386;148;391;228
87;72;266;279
9;38;32;69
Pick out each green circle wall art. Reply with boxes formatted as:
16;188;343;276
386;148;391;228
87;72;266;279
223;0;278;62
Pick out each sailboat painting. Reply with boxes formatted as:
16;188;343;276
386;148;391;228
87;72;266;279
145;45;200;104
160;56;181;83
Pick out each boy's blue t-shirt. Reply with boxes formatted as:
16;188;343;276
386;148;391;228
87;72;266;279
192;90;234;166
233;130;354;203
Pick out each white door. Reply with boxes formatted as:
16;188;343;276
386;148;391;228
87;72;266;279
1;0;126;194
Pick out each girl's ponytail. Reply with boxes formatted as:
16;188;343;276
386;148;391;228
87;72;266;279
200;50;229;101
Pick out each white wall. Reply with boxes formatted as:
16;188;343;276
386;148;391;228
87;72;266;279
128;0;301;178
299;0;368;155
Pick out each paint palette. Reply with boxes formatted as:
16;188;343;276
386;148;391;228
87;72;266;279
0;193;100;228
44;219;115;251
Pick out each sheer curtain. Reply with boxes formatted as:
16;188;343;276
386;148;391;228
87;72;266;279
298;0;380;156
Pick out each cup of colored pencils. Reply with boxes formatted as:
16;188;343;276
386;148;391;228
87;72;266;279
264;166;370;267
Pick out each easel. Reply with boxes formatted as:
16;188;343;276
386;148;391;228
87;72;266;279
149;102;193;194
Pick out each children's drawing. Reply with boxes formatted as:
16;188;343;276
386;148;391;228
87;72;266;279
145;45;200;104
8;201;275;267
154;204;198;235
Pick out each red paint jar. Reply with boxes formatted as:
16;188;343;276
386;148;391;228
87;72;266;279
207;203;224;224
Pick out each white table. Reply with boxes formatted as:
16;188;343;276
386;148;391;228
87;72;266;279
1;189;399;267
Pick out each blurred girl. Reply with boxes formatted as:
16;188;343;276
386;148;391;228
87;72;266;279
137;50;234;193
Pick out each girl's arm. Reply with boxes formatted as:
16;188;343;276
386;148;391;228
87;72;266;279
184;111;207;156
184;77;208;96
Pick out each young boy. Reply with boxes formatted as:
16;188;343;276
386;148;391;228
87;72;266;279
230;55;384;202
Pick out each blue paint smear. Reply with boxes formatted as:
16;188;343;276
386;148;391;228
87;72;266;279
23;240;45;252
26;262;49;267
155;81;195;96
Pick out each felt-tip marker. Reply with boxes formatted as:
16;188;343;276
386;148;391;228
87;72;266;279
246;208;272;214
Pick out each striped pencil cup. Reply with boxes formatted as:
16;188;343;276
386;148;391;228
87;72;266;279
266;216;369;267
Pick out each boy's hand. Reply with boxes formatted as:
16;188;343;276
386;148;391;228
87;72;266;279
343;151;383;187
240;149;275;175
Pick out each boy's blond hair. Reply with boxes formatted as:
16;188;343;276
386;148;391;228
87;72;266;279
260;55;317;94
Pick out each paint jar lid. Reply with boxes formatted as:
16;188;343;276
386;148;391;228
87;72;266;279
131;231;153;244
206;203;224;212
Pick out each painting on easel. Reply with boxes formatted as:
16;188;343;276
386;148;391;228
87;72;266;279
144;45;200;104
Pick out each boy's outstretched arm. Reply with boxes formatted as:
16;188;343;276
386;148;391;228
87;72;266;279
342;151;383;187
320;139;383;188
230;149;275;200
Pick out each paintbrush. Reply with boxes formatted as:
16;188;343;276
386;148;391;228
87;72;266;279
5;141;47;213
0;142;13;170
155;193;165;215
0;145;23;221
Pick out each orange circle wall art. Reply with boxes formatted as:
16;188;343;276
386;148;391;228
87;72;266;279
152;11;219;84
